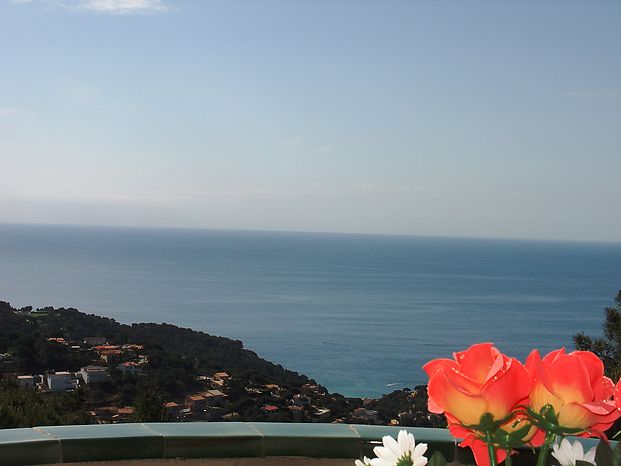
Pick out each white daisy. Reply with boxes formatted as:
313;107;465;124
368;430;428;466
551;438;596;466
355;457;374;466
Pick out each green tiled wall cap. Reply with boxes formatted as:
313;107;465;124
0;423;459;464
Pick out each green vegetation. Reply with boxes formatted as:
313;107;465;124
0;300;350;426
0;299;455;429
367;386;445;428
0;301;312;401
133;385;168;422
0;303;94;373
574;290;621;380
37;306;311;390
0;379;88;428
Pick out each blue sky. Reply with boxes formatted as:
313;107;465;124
1;0;620;241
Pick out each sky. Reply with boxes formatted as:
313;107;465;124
1;0;620;242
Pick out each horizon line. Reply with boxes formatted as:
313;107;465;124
1;220;620;247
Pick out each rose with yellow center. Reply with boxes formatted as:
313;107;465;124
526;348;619;437
424;343;537;466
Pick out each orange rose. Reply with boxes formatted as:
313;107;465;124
526;348;619;437
424;343;534;466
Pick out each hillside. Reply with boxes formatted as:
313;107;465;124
0;301;439;428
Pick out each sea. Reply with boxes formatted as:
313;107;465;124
1;223;620;398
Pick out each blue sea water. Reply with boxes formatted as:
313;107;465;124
1;223;620;398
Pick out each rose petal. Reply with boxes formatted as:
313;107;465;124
481;357;532;419
572;351;606;384
424;358;483;395
580;400;616;415
427;366;490;425
546;352;594;403
455;343;498;384
593;376;615;401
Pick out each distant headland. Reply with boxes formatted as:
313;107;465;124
0;300;444;428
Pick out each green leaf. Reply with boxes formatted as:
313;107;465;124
427;451;448;466
596;439;613;466
507;423;533;446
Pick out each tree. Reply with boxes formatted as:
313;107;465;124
574;290;621;380
133;385;168;422
0;378;88;428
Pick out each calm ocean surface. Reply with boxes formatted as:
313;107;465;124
1;223;620;397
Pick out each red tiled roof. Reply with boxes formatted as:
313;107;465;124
47;338;66;344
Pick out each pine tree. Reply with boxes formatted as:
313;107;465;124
574;290;621;380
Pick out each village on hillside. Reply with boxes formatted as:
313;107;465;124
1;305;444;428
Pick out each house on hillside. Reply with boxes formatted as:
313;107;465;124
79;365;110;384
94;345;122;364
91;406;118;424
185;394;207;413
84;337;107;346
112;407;134;423
117;361;143;376
164;402;182;420
17;375;34;389
47;372;77;391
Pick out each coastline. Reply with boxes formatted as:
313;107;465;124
0;300;444;429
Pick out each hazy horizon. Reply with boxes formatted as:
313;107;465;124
3;220;621;246
2;1;620;243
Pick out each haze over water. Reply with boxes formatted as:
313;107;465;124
1;223;620;397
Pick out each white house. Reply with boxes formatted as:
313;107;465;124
17;375;34;389
47;372;76;391
80;365;110;384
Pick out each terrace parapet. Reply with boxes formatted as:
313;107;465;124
0;423;606;466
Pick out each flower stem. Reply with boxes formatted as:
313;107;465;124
505;451;513;466
485;432;498;466
536;435;554;466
